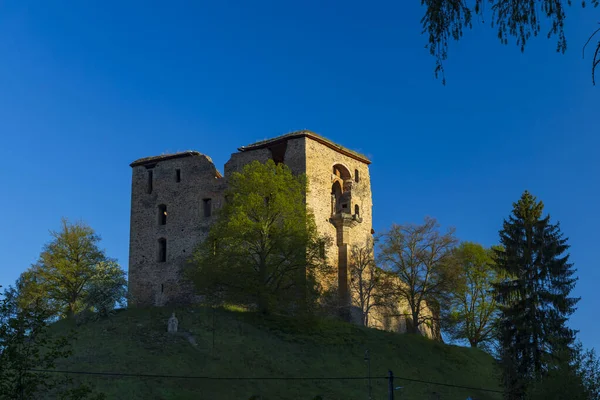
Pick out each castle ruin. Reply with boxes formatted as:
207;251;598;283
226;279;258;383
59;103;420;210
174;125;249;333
128;130;436;337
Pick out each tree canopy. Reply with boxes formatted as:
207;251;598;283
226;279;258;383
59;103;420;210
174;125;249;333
0;285;105;399
421;0;600;84
190;160;330;315
443;242;500;350
378;217;459;335
18;219;126;320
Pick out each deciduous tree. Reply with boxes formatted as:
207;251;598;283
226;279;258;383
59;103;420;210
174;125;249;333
378;217;459;335
190;160;330;315
0;285;105;399
20;219;126;319
348;238;395;327
84;261;127;318
443;242;500;350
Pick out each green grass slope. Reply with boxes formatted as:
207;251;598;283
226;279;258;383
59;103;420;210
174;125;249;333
51;307;501;400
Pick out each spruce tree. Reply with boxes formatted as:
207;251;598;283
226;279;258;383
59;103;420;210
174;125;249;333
494;191;579;400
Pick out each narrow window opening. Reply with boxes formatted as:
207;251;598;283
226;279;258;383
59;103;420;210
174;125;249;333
158;238;167;262
147;170;153;194
203;198;212;217
355;169;360;183
355;204;360;216
158;204;167;225
161;283;164;293
176;169;181;182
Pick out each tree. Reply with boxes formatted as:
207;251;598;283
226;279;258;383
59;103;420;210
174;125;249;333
84;261;127;318
378;217;459;335
443;242;500;350
526;355;589;400
494;190;579;400
527;342;600;400
573;342;600;400
190;160;330;315
20;219;125;319
421;0;600;84
0;285;105;399
348;238;395;327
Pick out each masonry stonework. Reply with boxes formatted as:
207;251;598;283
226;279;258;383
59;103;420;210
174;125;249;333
128;130;437;338
128;152;225;306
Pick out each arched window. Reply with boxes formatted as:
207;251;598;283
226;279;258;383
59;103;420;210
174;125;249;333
332;164;351;181
355;204;360;216
158;204;167;225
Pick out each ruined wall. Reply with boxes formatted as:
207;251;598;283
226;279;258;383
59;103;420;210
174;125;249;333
304;136;373;304
224;137;307;176
128;153;225;307
364;284;438;339
224;148;272;177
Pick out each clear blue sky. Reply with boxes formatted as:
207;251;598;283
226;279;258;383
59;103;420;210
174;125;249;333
0;1;597;351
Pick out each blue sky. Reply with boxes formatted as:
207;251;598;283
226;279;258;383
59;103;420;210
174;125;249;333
0;1;597;351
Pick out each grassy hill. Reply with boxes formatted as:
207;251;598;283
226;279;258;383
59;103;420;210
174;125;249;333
50;306;502;400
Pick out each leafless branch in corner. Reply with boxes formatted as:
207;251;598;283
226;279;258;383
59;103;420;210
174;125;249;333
583;24;600;85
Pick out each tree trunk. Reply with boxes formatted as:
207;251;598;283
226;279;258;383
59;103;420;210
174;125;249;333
409;310;420;334
258;261;269;315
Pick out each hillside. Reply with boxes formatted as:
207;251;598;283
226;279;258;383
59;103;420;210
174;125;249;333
50;307;502;400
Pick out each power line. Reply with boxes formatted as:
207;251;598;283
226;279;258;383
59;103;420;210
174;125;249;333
29;370;380;381
28;369;504;393
393;376;503;394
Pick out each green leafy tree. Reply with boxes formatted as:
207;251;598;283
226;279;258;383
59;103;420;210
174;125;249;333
0;285;105;399
20;219;125;319
443;242;500;350
421;0;600;84
84;261;127;318
190;160;330;315
494;191;579;400
378;217;460;335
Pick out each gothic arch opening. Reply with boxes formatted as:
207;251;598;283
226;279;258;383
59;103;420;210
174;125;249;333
332;164;351;181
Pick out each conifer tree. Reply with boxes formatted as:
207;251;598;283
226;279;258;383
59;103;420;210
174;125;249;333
494;191;580;400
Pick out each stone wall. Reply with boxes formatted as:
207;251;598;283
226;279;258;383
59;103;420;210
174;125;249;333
364;282;438;339
128;153;225;307
304;136;373;306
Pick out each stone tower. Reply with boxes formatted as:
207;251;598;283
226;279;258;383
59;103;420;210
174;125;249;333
128;152;225;306
128;130;372;310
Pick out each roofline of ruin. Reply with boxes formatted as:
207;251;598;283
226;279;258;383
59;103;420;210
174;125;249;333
238;130;371;165
129;151;202;168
